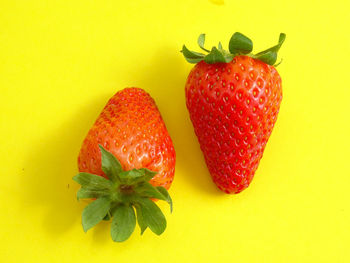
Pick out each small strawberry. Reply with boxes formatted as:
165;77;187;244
182;33;285;194
74;88;176;242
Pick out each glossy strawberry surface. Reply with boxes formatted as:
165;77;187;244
78;88;176;190
185;56;282;193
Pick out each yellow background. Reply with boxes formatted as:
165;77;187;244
1;0;349;262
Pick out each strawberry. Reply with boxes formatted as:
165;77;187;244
182;33;285;194
73;87;175;242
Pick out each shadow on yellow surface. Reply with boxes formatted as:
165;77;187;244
20;95;109;238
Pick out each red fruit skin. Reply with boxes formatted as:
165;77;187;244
185;56;282;194
78;88;176;190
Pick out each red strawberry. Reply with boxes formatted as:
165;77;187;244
74;87;175;242
182;33;285;194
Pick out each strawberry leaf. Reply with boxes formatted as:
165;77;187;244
119;168;158;185
229;32;253;54
218;41;223;51
77;188;111;200
99;144;122;183
156;186;173;213
254;51;277;65
73;146;173;241
181;45;206;64
73;172;114;190
134;182;167;200
204;47;233;64
253;33;286;65
82;197;112;232
197;34;210;52
135;198;166;235
119;169;144;181
255;33;286;56
135;204;148;235
110;204;136;242
182;32;285;65
140;168;158;181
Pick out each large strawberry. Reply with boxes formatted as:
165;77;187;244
74;88;175;242
182;33;285;194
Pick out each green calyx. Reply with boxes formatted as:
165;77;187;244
181;32;286;66
73;145;172;242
